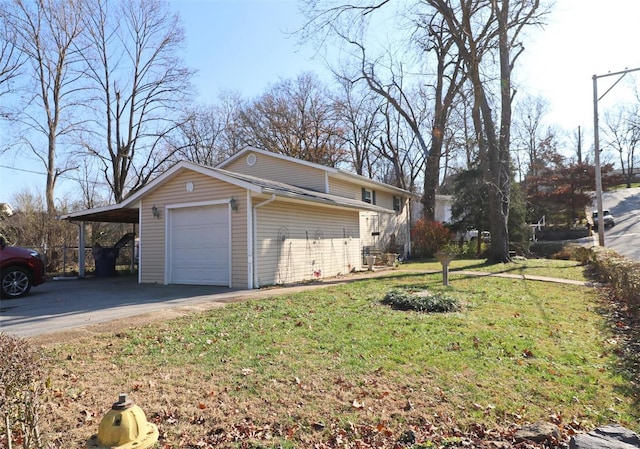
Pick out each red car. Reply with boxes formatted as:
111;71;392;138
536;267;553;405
0;237;46;298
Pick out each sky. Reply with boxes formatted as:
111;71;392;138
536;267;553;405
1;0;640;206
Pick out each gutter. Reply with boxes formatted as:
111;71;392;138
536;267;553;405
250;194;276;289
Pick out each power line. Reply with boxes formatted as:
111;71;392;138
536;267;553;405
0;164;109;186
0;164;50;177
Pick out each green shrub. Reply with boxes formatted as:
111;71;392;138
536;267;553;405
442;241;488;259
529;241;564;258
411;220;453;259
382;288;462;313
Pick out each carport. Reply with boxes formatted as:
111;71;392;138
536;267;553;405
60;204;139;278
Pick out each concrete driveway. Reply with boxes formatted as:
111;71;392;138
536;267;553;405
0;274;251;341
1;270;399;343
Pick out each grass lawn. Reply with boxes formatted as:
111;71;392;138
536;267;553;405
36;259;638;448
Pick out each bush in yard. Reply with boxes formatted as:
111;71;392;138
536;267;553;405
411;219;453;259
442;240;488;259
589;247;640;319
382;288;462;313
0;334;47;449
551;243;592;263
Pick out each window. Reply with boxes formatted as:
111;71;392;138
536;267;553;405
362;188;376;204
393;196;402;212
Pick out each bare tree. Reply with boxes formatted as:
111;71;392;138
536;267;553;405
603;104;640;188
171;92;245;166
173;105;233;167
446;90;480;171
336;38;436;197
0;2;23;98
334;62;427;190
79;0;193;202
214;91;247;159
370;87;427;190
3;0;85;214
301;1;466;219
425;0;547;262
333;76;383;178
413;11;467;218
239;72;346;166
73;153;107;210
512;94;558;181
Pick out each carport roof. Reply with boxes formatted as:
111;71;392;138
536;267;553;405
60;203;139;223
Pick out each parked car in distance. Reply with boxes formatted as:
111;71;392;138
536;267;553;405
458;229;491;242
592;209;615;230
0;236;46;298
462;229;491;242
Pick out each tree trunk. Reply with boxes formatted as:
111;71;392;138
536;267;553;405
46;134;56;215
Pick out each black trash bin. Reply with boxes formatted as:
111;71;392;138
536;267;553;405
93;246;119;277
92;232;136;278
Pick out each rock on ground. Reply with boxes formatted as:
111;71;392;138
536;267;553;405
569;425;640;449
515;421;561;443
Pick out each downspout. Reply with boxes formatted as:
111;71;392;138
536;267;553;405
137;203;142;283
251;194;276;289
406;198;411;259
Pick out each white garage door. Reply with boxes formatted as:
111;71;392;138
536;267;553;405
169;205;229;285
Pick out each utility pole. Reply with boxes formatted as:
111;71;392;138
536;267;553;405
577;126;582;164
592;66;640;247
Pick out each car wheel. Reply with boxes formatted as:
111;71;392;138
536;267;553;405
1;266;33;298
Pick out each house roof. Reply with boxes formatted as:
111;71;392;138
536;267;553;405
60;160;391;223
218;168;391;213
218;146;413;196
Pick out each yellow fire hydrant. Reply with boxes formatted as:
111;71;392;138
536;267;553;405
87;394;159;449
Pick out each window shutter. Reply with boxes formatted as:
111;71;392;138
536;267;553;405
372;191;376;205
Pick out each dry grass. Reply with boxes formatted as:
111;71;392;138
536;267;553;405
22;260;640;448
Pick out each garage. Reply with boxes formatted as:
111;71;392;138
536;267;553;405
60;153;411;289
168;204;230;286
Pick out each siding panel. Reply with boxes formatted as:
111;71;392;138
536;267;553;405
328;178;360;199
224;151;327;192
255;202;361;287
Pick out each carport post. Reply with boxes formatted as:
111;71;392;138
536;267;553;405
78;221;86;277
129;223;136;274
